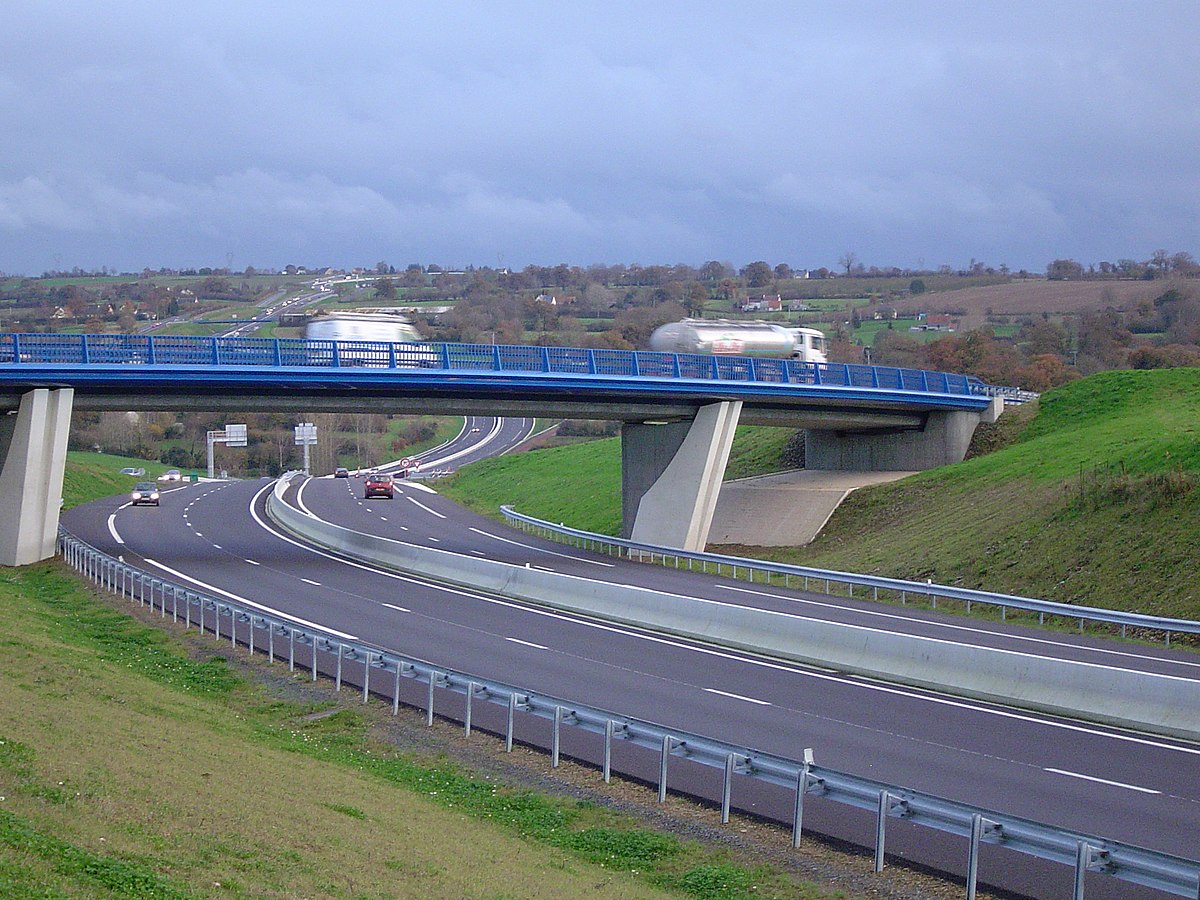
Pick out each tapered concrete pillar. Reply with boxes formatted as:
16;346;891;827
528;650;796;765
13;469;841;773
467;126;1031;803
624;401;741;551
0;389;74;566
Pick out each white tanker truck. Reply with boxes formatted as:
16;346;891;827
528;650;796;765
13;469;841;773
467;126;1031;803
304;312;436;366
649;319;828;363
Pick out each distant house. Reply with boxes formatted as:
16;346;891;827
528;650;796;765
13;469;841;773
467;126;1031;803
909;313;956;333
741;294;781;313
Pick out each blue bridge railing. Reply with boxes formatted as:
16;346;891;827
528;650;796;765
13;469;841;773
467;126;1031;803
0;332;1007;399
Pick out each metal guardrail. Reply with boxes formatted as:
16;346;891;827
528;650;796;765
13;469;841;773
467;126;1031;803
56;528;1200;898
500;507;1200;647
1;331;999;399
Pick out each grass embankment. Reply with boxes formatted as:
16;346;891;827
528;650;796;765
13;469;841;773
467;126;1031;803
0;566;838;899
439;370;1200;619
438;426;796;536
62;452;176;508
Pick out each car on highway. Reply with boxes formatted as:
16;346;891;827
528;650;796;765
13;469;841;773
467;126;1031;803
119;467;146;477
158;469;182;482
334;467;349;478
364;472;394;499
130;482;160;506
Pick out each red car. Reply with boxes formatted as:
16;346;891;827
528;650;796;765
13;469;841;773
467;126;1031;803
364;472;394;499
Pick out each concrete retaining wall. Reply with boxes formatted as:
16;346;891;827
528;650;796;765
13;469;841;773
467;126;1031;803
268;479;1200;740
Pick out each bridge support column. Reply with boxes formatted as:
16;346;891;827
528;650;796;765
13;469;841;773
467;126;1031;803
0;388;74;566
805;397;1003;471
623;401;741;551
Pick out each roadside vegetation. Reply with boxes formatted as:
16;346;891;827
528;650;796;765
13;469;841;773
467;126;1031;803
0;563;843;899
439;369;1200;620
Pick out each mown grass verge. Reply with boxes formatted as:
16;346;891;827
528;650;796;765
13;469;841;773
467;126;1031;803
0;563;842;899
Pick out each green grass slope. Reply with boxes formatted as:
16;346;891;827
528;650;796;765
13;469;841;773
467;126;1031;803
439;370;1200;619
0;565;838;899
782;369;1200;618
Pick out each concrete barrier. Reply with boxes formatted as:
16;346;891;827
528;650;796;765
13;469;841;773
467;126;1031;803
268;478;1200;740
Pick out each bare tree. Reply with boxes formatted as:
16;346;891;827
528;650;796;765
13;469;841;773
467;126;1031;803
839;251;858;275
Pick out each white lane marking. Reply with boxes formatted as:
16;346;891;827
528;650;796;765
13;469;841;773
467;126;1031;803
194;532;203;537
380;517;388;522
107;509;126;545
246;484;1200;757
300;577;321;586
400;525;409;531
428;537;441;543
705;688;772;706
719;584;1200;673
406;496;447;519
470;549;486;556
1044;768;1161;794
245;559;260;566
468;527;615;568
506;637;549;650
212;544;222;550
381;603;410;612
141;558;358;640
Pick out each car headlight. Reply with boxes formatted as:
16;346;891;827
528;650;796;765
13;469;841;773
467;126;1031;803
132;492;141;499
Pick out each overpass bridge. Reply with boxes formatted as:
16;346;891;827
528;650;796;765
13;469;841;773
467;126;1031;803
1;332;1006;565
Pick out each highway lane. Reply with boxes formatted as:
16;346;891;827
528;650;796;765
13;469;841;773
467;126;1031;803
295;473;1200;682
64;479;1200;886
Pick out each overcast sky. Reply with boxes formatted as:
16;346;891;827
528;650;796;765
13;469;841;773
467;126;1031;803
2;2;1197;275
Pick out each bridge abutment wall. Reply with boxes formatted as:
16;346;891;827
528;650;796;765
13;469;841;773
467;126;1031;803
805;397;1003;471
0;388;73;566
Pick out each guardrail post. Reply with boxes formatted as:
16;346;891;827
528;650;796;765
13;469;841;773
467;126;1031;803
362;652;371;702
393;665;401;715
967;814;984;900
791;753;812;848
311;634;317;681
505;692;517;752
721;753;735;823
214;603;221;641
267;623;275;663
247;616;255;655
603;719;613;783
288;629;295;672
1074;841;1089;900
427;671;437;725
465;682;475;735
874;790;889;872
552;706;563;768
198;596;205;633
335;644;343;690
658;735;671;802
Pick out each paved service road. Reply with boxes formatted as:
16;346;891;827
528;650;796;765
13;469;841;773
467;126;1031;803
63;476;1200;899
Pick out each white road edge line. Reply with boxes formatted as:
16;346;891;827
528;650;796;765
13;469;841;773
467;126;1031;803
246;483;1200;757
406;496;447;519
705;687;772;706
1043;768;1161;794
506;637;549;650
107;508;127;545
140;557;358;640
468;526;615;567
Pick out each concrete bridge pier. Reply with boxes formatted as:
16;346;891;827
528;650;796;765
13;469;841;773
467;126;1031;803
805;396;1004;471
623;401;742;552
0;388;74;566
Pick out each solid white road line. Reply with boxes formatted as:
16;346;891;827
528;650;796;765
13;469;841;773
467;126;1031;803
381;603;410;612
1043;768;1161;794
245;483;1200;757
719;584;1200;673
141;557;358;640
506;637;549;650
705;688;772;706
107;509;126;544
468;527;615;567
406;496;447;519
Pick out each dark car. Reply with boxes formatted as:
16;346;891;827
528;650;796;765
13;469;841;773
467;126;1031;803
334;467;349;478
364;472;394;499
130;482;160;506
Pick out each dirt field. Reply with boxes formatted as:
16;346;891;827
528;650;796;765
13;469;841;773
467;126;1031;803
913;279;1164;330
